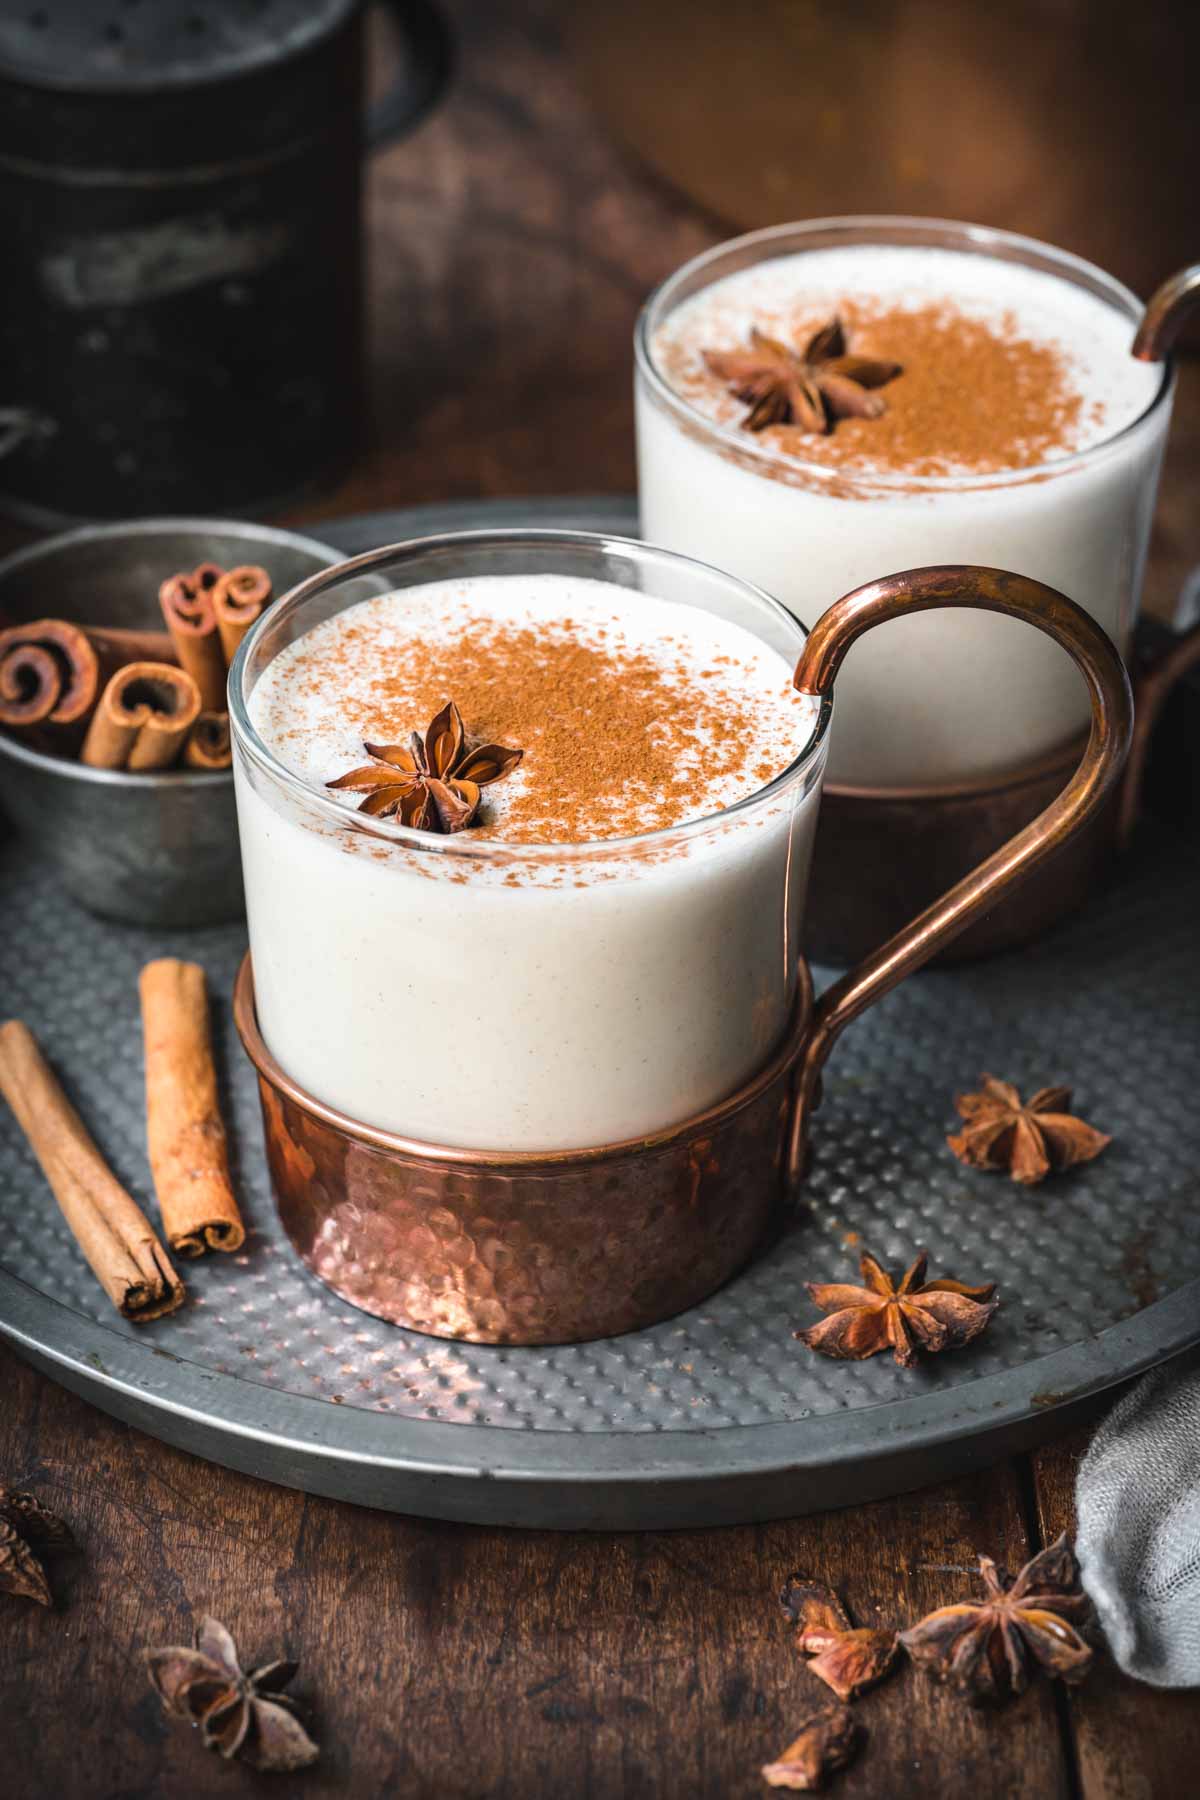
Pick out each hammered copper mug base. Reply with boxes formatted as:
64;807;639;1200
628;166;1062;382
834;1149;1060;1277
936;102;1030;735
234;956;815;1346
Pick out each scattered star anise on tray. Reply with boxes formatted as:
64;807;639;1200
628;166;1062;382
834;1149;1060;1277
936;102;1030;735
947;1075;1111;1185
327;699;522;834
899;1533;1093;1704
779;1575;899;1702
146;1614;319;1773
761;1701;863;1790
795;1248;997;1369
0;1485;77;1607
703;317;902;436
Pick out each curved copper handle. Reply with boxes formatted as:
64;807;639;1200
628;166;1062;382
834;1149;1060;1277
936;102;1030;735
1132;265;1200;361
786;565;1134;1179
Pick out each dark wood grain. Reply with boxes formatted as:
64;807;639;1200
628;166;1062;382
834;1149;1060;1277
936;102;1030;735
1;3;1197;1796
1031;1432;1200;1800
1;1342;1071;1800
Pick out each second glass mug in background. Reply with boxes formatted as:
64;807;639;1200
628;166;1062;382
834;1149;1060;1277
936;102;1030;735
635;217;1195;958
230;532;1131;1345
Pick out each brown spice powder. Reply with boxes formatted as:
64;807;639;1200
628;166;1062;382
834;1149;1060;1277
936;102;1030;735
281;613;807;845
675;300;1086;480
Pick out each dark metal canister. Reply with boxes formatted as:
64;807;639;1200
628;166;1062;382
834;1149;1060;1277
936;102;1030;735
0;1;449;525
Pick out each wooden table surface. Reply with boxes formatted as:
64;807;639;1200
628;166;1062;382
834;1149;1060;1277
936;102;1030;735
3;5;1199;1795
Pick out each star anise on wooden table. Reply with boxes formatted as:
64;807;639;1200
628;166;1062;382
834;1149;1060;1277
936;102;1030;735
0;1485;77;1606
703;317;902;435
761;1701;863;1790
779;1575;899;1701
327;699;522;833
146;1615;319;1773
899;1533;1093;1704
947;1075;1111;1185
795;1248;997;1369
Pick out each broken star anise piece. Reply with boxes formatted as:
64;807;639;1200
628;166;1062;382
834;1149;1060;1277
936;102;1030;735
703;316;901;437
947;1074;1111;1186
795;1248;997;1369
0;1485;78;1607
146;1614;319;1773
326;699;522;834
899;1533;1093;1704
779;1573;899;1701
761;1702;862;1791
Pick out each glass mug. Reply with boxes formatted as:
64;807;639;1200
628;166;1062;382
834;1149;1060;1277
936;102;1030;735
230;533;1131;1345
635;216;1172;791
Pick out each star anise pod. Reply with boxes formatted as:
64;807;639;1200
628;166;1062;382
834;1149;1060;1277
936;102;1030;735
327;699;522;834
703;317;901;436
947;1075;1111;1185
779;1575;899;1701
146;1614;318;1773
795;1248;997;1369
0;1485;77;1607
761;1702;862;1790
899;1533;1093;1704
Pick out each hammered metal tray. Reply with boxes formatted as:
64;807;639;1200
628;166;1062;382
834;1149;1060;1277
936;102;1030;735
1;496;1197;1529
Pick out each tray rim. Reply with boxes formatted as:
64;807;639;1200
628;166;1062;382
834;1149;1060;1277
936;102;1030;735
3;491;1198;1527
3;1258;1197;1524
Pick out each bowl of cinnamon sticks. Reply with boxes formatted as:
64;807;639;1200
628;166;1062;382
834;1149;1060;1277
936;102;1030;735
0;518;340;926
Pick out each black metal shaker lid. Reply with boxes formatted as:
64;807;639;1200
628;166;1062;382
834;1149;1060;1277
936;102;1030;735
0;0;361;167
0;0;357;89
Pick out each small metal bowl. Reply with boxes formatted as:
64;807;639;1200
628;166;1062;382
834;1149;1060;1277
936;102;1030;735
0;518;341;927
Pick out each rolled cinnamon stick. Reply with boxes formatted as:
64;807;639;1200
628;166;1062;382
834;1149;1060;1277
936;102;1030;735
159;573;227;711
81;662;202;771
0;619;101;732
0;1020;184;1322
140;959;245;1256
214;565;272;666
85;623;177;667
183;709;232;771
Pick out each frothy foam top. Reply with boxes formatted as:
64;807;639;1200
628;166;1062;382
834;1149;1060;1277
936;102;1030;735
652;245;1163;479
249;573;819;845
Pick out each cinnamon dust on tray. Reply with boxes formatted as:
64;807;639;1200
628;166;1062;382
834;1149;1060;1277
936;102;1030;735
280;617;805;844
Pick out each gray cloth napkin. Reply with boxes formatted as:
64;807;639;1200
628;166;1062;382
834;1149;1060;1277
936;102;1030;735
1076;1352;1200;1687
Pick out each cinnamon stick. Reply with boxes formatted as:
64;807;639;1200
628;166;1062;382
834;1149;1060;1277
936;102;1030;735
81;662;202;771
183;710;232;771
0;619;101;732
0;1020;184;1322
85;623;177;667
159;572;227;711
140;959;245;1256
213;565;272;666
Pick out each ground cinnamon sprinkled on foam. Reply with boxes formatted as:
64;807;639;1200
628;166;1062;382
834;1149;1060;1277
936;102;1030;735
269;603;811;845
668;299;1086;479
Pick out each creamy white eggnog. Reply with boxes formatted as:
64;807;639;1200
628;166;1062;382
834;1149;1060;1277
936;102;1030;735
637;226;1171;788
236;567;823;1153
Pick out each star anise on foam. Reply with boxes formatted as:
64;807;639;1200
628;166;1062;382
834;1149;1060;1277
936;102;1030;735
779;1575;900;1702
0;1485;78;1607
326;699;522;834
899;1534;1093;1704
146;1614;319;1772
795;1248;997;1369
947;1075;1111;1186
703;317;901;436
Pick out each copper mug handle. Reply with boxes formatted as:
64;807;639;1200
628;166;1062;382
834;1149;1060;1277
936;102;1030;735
786;564;1134;1179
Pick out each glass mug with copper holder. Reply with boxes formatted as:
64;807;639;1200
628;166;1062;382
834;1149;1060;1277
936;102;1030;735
230;532;1131;1347
636;220;1200;962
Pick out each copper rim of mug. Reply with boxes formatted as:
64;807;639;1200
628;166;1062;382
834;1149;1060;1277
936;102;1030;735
634;214;1175;495
227;527;831;864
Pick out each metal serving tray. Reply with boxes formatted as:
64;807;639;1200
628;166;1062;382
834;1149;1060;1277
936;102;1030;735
1;497;1197;1529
